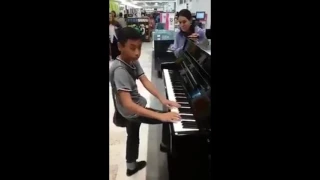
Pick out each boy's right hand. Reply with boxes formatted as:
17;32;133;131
158;112;181;122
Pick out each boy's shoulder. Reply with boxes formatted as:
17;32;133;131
109;61;130;83
110;60;121;69
109;60;125;75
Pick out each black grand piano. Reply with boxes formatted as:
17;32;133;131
160;38;212;180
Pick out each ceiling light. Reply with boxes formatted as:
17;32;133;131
119;0;142;8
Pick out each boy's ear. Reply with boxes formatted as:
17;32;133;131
117;42;123;50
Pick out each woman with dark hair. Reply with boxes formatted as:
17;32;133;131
173;9;206;58
109;12;122;60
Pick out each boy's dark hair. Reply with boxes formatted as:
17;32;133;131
119;12;123;17
117;27;142;46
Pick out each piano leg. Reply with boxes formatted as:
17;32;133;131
161;123;170;152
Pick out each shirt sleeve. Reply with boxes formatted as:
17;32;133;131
173;33;184;58
113;68;134;91
196;27;206;43
134;61;145;78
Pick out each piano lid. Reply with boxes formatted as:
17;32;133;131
181;38;211;79
183;38;211;59
176;39;211;94
196;40;211;56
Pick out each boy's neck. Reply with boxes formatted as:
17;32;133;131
119;55;132;63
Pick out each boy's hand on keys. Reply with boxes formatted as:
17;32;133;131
158;112;181;122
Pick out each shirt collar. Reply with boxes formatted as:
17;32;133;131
116;57;136;69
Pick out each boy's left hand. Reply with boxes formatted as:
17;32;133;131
160;99;181;108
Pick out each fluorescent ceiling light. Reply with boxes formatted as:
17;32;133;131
119;0;142;8
132;0;174;2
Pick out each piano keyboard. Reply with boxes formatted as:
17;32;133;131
163;69;199;134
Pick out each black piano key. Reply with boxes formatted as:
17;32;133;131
175;95;187;98
173;81;181;84
175;95;187;97
176;97;188;102
173;87;184;90
180;115;194;120
174;92;186;96
174;91;185;95
182;125;198;129
178;108;192;114
182;123;197;128
174;89;185;93
181;120;196;124
180;104;190;108
173;87;183;90
172;85;183;88
181;122;198;129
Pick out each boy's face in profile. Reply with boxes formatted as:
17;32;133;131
118;39;142;61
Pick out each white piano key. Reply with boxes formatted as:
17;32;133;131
181;119;196;122
179;113;193;116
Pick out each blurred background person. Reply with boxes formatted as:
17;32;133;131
117;12;127;28
111;10;117;19
109;12;122;60
172;9;206;58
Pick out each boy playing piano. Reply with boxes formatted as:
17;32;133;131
109;27;181;176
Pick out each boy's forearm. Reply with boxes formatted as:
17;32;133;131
143;80;166;102
125;101;161;120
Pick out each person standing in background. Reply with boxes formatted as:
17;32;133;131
117;12;127;28
148;14;155;33
155;13;160;23
109;13;122;60
111;10;117;19
172;9;206;58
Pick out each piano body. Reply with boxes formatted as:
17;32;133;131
161;38;212;180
